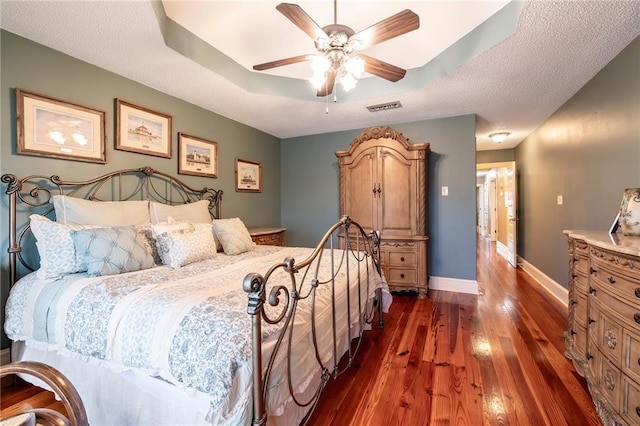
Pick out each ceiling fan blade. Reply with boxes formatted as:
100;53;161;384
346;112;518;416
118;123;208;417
317;70;337;97
350;9;419;50
253;54;311;71
359;54;406;82
276;3;327;41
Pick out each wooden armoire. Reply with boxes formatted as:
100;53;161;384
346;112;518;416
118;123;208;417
335;126;430;298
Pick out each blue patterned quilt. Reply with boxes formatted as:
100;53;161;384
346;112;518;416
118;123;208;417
5;245;387;424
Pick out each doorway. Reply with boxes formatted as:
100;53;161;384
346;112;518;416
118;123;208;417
476;161;517;267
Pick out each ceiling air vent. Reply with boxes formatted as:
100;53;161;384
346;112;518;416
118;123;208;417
366;101;403;112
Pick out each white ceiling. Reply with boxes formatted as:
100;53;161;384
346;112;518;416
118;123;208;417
1;1;639;151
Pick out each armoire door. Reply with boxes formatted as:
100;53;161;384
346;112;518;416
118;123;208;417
342;146;377;232
378;146;416;236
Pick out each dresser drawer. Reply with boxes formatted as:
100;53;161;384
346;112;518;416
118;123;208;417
622;376;640;424
599;309;623;367
574;291;588;328
623;329;640;384
595;287;640;329
388;251;416;266
388;268;417;284
573;271;589;294
573;323;587;361
599;354;622;411
574;254;589;276
592;256;640;305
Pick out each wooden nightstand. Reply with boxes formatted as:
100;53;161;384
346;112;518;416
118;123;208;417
249;227;286;246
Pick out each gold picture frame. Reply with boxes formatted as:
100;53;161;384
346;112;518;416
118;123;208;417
178;133;218;178
116;99;172;158
235;158;262;192
16;89;106;164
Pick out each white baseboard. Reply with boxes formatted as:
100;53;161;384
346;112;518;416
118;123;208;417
519;257;568;306
430;276;479;294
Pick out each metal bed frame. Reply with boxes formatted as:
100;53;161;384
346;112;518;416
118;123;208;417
2;166;384;425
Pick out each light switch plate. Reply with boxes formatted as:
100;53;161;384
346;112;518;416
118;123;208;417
557;195;563;205
441;186;449;196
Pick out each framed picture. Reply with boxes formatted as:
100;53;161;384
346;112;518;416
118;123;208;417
16;89;106;163
116;99;172;158
235;158;262;192
178;133;218;178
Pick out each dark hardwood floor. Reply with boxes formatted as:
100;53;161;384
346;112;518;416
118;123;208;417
307;236;600;425
1;236;600;425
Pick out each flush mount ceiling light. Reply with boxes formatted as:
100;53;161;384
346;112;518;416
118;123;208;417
253;1;420;97
489;132;510;143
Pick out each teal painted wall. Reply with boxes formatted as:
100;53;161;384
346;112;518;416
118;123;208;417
515;36;640;288
0;31;281;349
281;115;478;281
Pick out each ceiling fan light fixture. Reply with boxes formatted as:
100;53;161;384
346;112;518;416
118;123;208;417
489;132;510;143
344;56;365;78
340;72;358;91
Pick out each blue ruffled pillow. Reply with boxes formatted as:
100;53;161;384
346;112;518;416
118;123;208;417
71;225;156;276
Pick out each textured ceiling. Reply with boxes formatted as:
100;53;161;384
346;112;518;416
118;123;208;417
1;1;639;151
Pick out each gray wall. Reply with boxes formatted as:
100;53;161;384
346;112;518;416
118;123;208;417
515;36;640;288
0;31;281;349
281;115;478;281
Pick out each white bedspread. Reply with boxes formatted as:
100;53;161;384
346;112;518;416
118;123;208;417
5;245;390;425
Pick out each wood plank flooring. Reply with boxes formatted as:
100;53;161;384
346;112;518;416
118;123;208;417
306;237;600;425
0;237;600;425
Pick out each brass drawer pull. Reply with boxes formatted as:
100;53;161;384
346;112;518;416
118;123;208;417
400;273;405;279
587;353;593;360
570;300;577;306
588;318;596;325
589;287;596;294
635;313;640;325
400;256;405;262
607;276;616;284
636;406;640;417
570;330;577;336
590;267;597;275
635;288;640;298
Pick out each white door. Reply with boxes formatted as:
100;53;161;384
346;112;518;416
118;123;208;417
505;161;517;267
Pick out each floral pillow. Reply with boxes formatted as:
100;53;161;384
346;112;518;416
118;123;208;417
212;217;255;255
71;226;156;276
154;226;217;268
29;214;98;280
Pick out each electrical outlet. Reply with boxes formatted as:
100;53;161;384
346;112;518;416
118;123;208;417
441;186;449;196
557;195;563;205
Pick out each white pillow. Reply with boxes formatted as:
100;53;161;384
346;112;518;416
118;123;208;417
53;195;150;226
150;200;211;224
154;226;217;268
29;214;97;280
212;217;255;255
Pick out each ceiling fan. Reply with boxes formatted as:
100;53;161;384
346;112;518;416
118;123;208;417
253;1;420;97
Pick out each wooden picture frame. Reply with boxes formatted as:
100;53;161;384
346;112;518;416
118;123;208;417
16;89;106;163
178;133;218;178
115;99;172;158
235;158;262;192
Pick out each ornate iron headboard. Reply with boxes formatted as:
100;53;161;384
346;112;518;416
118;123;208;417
2;166;223;287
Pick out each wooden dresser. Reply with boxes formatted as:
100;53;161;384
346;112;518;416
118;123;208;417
336;126;429;297
249;227;286;246
564;230;640;425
